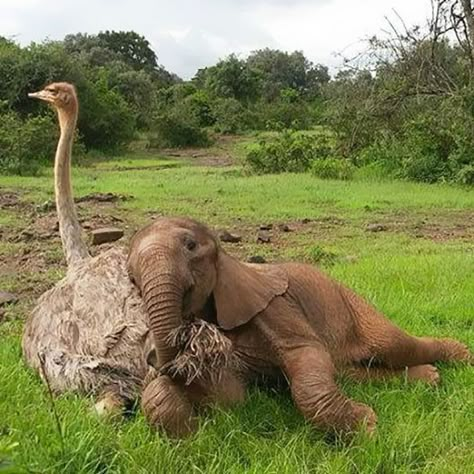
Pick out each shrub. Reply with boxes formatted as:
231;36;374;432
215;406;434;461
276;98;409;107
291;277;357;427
0;112;57;175
183;91;215;127
455;165;474;185
252;99;313;131
212;98;250;134
245;130;334;174
151;110;210;148
78;75;137;151
311;158;354;180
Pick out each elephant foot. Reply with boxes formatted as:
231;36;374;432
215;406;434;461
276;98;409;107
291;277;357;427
344;402;377;435
406;364;440;386
142;374;197;438
439;339;472;364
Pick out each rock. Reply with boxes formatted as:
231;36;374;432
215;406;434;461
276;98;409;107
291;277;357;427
0;291;18;307
366;223;388;233
91;227;124;245
259;224;273;231
278;224;291;232
218;230;242;243
248;255;267;264
257;231;271;244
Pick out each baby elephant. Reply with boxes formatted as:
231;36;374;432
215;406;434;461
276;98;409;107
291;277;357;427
128;217;472;437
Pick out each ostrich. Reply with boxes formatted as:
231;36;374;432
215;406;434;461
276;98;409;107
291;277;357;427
22;83;153;414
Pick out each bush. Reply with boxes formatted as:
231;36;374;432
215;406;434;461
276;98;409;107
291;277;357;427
311;158;354;180
456;165;474;185
0;112;57;175
78;75;137;151
252;99;313;131
212;98;250;133
245;130;334;174
151;110;210;148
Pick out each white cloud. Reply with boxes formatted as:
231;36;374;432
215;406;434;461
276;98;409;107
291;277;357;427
0;0;432;78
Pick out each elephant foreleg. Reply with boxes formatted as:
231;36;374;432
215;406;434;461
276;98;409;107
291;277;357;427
283;345;377;434
141;374;197;437
188;372;247;408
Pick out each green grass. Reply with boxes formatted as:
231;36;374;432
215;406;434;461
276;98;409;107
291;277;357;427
0;150;473;473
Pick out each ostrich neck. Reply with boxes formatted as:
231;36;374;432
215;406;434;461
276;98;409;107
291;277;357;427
55;108;89;267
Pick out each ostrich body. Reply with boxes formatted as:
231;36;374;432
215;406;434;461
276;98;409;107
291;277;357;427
22;83;152;411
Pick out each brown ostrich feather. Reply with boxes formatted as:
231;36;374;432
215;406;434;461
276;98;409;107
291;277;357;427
158;320;239;385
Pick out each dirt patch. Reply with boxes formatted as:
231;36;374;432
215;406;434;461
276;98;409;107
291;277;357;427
363;209;474;242
0;189;33;213
162;135;239;167
76;192;133;203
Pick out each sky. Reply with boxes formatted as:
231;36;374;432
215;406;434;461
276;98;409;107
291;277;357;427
0;0;432;79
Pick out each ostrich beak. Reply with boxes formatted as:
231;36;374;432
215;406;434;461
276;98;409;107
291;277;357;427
28;90;54;102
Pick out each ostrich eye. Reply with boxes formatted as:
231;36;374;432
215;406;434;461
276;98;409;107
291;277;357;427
184;238;197;251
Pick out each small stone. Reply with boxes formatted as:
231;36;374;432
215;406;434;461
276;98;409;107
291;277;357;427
218;230;242;243
257;231;271;244
0;291;18;307
248;255;267;264
301;218;311;224
278;224;291;232
366;223;388;233
91;227;124;245
259;224;273;231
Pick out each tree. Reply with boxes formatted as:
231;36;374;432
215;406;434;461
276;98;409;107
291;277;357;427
195;54;260;103
97;30;158;72
247;48;329;100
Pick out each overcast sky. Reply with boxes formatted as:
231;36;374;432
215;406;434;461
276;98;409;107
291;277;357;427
1;0;432;79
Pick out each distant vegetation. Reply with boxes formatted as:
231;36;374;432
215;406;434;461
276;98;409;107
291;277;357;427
1;0;474;184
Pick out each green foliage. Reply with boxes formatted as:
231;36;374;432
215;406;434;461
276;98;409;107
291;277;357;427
78;74;137;151
212;98;250;133
247;48;329;101
197;54;260;103
252;95;313;131
0;112;57;175
183;90;215;127
311;158;354;180
245;130;334;174
151;109;210;148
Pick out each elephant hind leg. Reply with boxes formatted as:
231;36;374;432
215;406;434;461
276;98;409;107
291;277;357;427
343;364;440;386
362;329;472;368
345;288;472;367
283;345;377;435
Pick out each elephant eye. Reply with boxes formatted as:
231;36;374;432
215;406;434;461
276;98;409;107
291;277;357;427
184;238;197;251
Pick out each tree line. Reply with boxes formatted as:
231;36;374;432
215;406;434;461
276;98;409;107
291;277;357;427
1;0;474;184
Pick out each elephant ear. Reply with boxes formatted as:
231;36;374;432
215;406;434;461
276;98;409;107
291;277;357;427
213;251;288;330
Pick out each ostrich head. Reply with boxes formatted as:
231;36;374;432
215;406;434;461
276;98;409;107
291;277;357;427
28;82;78;113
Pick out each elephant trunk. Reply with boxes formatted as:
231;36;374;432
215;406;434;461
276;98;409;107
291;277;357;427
139;254;190;365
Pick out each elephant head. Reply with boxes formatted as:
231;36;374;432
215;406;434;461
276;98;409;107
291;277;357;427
127;217;288;365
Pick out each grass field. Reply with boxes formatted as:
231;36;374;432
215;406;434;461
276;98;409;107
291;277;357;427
0;143;473;473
